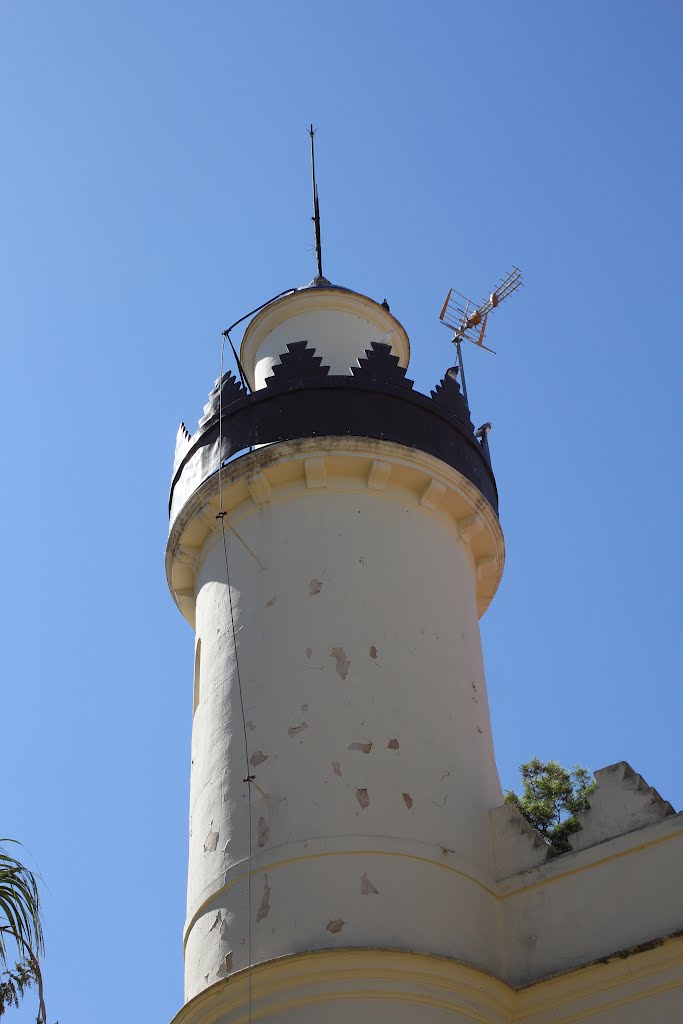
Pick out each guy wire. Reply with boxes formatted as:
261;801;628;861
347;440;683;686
216;332;255;1024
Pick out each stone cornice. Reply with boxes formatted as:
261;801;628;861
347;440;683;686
166;437;504;629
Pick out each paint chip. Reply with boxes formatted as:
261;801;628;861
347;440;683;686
360;872;379;895
402;792;413;809
257;816;270;848
266;595;277;607
209;911;221;932
309;578;323;595
331;647;350;679
356;788;370;809
348;741;372;754
256;875;271;922
331;760;342;777
387;738;399;750
204;829;219;853
246;721;256;732
224;951;233;974
250;750;268;766
288;721;308;738
305;647;313;659
326;918;345;934
370;645;378;659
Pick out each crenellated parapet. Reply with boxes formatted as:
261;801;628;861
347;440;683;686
490;761;677;879
569;761;675;852
168;341;497;531
489;803;552;879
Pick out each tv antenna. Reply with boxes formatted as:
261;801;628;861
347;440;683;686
439;267;523;404
308;124;324;280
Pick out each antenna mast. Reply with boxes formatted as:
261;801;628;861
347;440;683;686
309;124;323;279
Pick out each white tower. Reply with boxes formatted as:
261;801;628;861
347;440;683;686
166;279;506;1023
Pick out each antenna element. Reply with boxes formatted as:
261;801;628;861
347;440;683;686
309;124;324;279
438;267;523;403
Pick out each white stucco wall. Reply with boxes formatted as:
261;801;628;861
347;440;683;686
183;458;503;1001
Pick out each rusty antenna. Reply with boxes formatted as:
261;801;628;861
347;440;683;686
439;266;523;404
309;124;324;280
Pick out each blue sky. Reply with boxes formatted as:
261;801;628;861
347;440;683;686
1;2;682;1022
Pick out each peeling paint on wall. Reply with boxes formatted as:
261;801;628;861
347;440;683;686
224;952;233;974
331;760;342;777
348;741;372;754
388;738;400;750
204;828;219;853
250;750;268;766
370;645;378;659
402;792;414;809
356;788;370;809
288;721;308;738
326;918;345;934
256;875;271;922
305;647;312;659
331;647;350;679
360;872;379;895
308;578;323;595
257;816;270;848
209;912;221;932
266;595;277;607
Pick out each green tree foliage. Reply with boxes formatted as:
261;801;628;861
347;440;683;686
504;758;596;855
0;841;46;1021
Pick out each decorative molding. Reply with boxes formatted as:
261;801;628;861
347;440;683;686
367;459;392;491
176;545;200;571
167;438;505;628
248;472;272;506
430;372;474;431
173;937;683;1024
199;372;245;427
458;513;485;543
304;457;327;489
265;341;330;388
476;555;497;580
420;478;447;511
351;341;413;388
197;503;220;534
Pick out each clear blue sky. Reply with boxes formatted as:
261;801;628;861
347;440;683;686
1;2;681;1021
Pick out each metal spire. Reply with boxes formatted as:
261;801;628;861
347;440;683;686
309;124;323;280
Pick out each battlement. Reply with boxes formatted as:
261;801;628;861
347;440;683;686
570;761;675;852
168;341;496;531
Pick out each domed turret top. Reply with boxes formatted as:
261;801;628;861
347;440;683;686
240;282;411;391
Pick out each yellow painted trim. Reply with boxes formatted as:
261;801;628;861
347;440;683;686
173;948;514;1024
516;978;683;1024
239;990;500;1024
171;941;683;1024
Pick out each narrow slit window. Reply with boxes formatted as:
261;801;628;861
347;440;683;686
193;639;202;713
